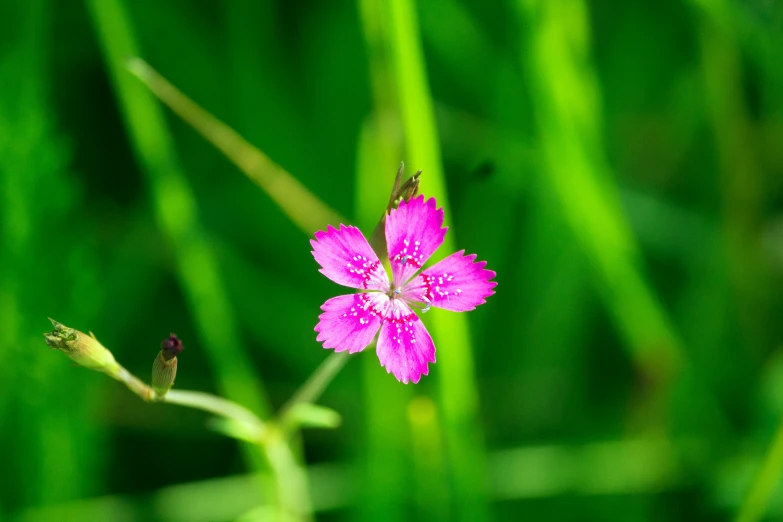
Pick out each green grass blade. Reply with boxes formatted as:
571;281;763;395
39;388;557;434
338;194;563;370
126;58;346;233
354;118;412;520
383;0;489;519
516;0;683;382
355;0;420;517
698;14;765;355
85;0;270;417
735;417;783;522
697;12;777;522
0;0;101;509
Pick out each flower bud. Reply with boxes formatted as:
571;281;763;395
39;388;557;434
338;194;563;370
160;333;184;361
370;162;422;260
44;318;120;374
152;334;183;399
386;162;422;213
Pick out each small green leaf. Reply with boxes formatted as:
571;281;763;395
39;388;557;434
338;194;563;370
206;417;263;443
287;403;342;430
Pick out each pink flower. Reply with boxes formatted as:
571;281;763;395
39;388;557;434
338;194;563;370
311;195;496;384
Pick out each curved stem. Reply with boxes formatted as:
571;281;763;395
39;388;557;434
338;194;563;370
110;365;154;401
107;361;316;519
108;363;267;440
164;389;266;439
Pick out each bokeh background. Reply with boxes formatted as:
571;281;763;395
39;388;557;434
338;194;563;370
3;0;783;520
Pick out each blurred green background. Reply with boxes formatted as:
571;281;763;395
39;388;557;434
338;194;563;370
2;0;783;520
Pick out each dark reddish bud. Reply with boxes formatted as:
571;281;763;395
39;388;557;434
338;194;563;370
161;334;184;361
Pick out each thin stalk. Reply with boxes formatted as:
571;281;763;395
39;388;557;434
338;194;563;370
168;385;314;522
108;363;267;440
262;429;314;521
107;359;313;521
85;1;310;517
111;366;154;401
126;58;345;233
735;418;783;522
125;54;383;521
164;390;266;439
86;0;270;418
278;352;351;429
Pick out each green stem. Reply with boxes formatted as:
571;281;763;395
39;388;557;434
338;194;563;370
110;366;154;402
108;360;314;521
735;418;783;522
86;0;271;418
123;56;359;521
108;364;267;440
262;428;314;521
164;390;266;440
278;352;351;429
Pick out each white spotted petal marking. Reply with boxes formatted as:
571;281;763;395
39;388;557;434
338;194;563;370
403;250;497;312
385;195;447;287
312;195;495;384
315;293;389;354
376;300;435;384
311;224;389;291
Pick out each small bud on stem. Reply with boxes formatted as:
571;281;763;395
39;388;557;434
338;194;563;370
152;334;183;399
44;318;120;375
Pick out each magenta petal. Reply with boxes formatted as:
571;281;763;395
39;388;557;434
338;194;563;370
403;250;496;312
311;225;390;291
385;195;447;288
315;293;389;353
376;301;436;384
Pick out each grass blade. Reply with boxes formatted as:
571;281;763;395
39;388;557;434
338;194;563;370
126;58;346;233
87;0;270;418
383;0;489;519
516;0;683;384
